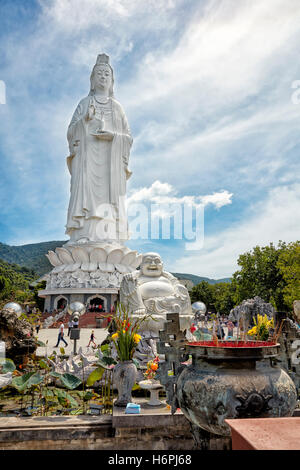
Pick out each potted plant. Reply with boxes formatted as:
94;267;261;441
109;304;151;407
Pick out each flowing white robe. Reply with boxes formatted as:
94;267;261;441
65;96;132;242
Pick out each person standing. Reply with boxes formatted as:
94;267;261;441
67;319;73;337
227;320;234;338
55;321;68;348
35;318;42;334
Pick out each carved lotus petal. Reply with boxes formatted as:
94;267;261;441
121;251;137;266
88;262;98;272
115;264;130;274
90;248;107;263
46;251;62;267
52;265;66;274
99;262;115;273
56;247;74;265
81;263;90;272
107;249;123;264
63;263;81;272
70;246;90;263
131;253;143;269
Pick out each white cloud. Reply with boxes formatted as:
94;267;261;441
127;180;233;209
172;183;300;278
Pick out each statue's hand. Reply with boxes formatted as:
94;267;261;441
121;273;138;296
95;131;114;141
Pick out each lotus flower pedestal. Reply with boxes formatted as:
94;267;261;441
38;242;142;313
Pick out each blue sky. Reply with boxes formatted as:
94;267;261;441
0;0;299;278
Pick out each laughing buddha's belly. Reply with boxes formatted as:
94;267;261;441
139;279;175;299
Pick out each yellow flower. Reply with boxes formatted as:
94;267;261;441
247;326;257;336
133;334;141;343
111;333;119;341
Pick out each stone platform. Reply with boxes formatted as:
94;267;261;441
226;417;300;450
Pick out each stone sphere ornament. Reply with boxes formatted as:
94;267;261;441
67;302;86;316
191;302;207;315
3;302;23;317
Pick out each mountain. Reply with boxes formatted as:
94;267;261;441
172;273;231;286
0;241;66;277
0;241;232;284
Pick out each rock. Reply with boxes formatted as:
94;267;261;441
0;372;12;388
293;300;300;323
0;308;37;364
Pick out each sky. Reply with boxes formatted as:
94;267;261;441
0;0;299;278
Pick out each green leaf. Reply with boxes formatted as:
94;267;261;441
100;356;117;366
83;390;93;402
38;359;48;369
41;389;55;398
100;344;112;357
70;408;83;415
58;373;82;390
132;383;140;391
11;372;43;392
50;371;61;379
55;388;79;408
86;367;105;386
60;347;65;355
36;340;46;347
0;358;16;373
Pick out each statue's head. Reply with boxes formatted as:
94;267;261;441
89;53;114;97
140;252;163;277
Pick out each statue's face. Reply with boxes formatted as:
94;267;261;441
140;253;163;277
92;65;112;92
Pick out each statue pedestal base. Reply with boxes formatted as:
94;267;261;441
39;241;142;315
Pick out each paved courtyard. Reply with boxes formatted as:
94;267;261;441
35;328;109;357
35;323;235;357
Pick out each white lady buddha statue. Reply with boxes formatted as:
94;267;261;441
65;53;132;244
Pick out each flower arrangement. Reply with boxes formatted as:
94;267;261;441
247;314;274;341
144;356;160;380
109;304;152;361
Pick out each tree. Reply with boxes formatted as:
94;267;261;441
232;242;289;312
212;282;236;315
190;281;215;309
277;241;300;310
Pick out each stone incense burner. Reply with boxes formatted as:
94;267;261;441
157;314;297;437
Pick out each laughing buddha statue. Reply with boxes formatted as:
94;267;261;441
120;252;193;338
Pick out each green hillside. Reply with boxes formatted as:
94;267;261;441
0;258;37;306
172;273;231;286
0;241;66;277
0;241;231;284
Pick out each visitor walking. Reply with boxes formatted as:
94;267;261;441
87;330;97;348
55;321;68;348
